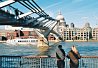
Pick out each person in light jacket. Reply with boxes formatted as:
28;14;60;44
67;45;81;68
56;45;66;68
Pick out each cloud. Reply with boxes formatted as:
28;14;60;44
72;0;84;3
46;11;54;17
44;1;63;10
34;0;38;1
81;16;89;22
94;16;98;21
81;17;88;19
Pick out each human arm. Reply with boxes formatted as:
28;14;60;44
76;52;81;59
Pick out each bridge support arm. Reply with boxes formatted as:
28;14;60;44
18;11;33;19
0;0;15;8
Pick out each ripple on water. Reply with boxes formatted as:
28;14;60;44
1;42;98;56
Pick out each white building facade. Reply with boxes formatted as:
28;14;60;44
55;12;92;41
92;28;98;40
64;27;91;41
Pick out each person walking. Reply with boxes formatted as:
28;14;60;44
56;45;66;68
15;9;19;19
67;45;81;68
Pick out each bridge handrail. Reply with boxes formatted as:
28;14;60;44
0;55;98;68
81;56;98;58
1;55;98;58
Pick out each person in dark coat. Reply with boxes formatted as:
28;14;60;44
56;45;66;68
15;9;19;19
67;45;81;68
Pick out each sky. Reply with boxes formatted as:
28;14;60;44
35;0;98;28
0;0;98;28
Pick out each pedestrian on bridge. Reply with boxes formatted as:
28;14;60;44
56;45;66;68
67;45;81;68
15;9;19;19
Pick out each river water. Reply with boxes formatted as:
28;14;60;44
0;42;98;56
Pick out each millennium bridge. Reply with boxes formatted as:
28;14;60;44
0;0;62;41
0;0;98;68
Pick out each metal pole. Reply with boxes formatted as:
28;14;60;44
40;58;41;68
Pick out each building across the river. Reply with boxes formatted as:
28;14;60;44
54;11;96;41
0;12;98;41
0;26;56;42
0;26;38;40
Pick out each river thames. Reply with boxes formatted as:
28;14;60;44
0;42;98;56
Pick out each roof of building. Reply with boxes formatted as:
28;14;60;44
56;11;65;20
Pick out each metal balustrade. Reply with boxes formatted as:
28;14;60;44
0;56;21;68
21;56;57;68
79;56;98;68
0;56;98;68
